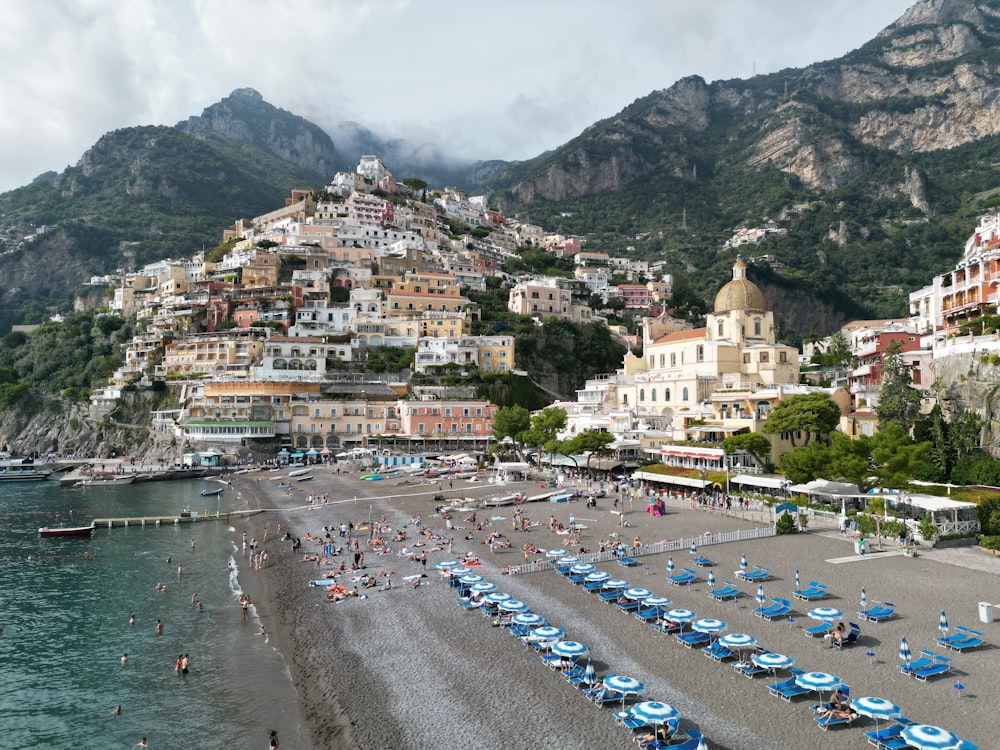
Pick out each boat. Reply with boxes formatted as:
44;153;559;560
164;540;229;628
288;468;312;478
200;487;224;496
296;475;314;482
0;457;52;481
39;523;95;537
77;474;134;486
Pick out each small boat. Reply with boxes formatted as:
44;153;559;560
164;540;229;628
288;468;312;478
78;474;134;486
200;487;224;496
39;523;96;537
296;475;314;482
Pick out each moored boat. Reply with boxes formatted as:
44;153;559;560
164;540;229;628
0;457;52;481
39;523;96;537
200;487;224;496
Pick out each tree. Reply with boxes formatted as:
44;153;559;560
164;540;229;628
522;407;568;453
722;432;771;470
876;340;922;432
762;392;841;447
778;441;831;484
827;431;872;491
491;405;531;458
563;429;615;472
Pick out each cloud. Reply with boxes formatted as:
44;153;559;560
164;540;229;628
0;0;913;193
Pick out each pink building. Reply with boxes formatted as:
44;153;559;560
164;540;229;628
396;400;497;438
617;284;654;309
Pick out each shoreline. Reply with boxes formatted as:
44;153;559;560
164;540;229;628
230;468;998;749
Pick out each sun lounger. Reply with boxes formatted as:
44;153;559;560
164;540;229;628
857;602;895;622
567;573;587;584
690;555;714;567
615;599;641;613
803;621;833;637
939;634;984;652
956;741;979;750
755;597;792;620
707;582;741;601
635;607;660;622
735;660;769;678
703;640;736;661
587;686;626;706
767;671;811;701
736;566;771;582
816;711;858;730
912;657;952;682
569;672;597;688
899;650;936;674
653;619;683;634
667;568;697;586
843;622;861;647
865;720;913;747
581;580;604;592
597;589;622;602
792;582;828;601
643;728;702;750
676;631;711;649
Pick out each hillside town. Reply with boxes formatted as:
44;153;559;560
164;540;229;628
67;156;998;499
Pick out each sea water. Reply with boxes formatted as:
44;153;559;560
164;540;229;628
0;478;300;749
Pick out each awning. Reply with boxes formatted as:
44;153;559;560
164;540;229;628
632;470;711;489
731;475;789;490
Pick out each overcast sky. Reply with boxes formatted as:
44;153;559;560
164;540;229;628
0;0;915;194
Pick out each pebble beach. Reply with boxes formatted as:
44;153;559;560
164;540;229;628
230;466;999;749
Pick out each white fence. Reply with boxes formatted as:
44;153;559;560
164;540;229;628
507;526;777;576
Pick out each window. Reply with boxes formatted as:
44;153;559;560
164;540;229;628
718;321;724;337
670;353;676;367
640;389;645;402
743;353;750;364
651;389;657;402
697;345;704;362
659;354;665;367
682;387;689;401
754;319;762;336
760;352;769;363
779;351;787;363
665;388;670;401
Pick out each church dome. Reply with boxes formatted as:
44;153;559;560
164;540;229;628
714;259;765;314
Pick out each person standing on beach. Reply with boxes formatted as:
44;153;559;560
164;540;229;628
268;729;279;748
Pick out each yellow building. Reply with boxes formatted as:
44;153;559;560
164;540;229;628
155;331;266;379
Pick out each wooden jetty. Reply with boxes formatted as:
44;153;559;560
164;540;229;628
93;510;259;529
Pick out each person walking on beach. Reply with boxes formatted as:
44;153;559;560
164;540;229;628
268;729;279;748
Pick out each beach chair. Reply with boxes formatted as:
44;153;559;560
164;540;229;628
612;709;647;730
597;589;623;603
940;633;984;652
792;582;828;601
567;573;588;584
581;580;604;592
707;582;741;601
912;655;952;682
569;671;598;689
617;556;636;567
735;659;768;678
842;622;861;647
857;602;895;622
676;631;711;649
667;568;697;586
899;650;936;675
803;621;833;637
690;555;714;567
864;719;913;748
767;670;806;700
816;711;858;730
755;597;792;620
736;566;771;582
653;619;683;634
588;686;626;707
703;640;736;662
615;599;641;613
562;665;585;681
635;607;660;622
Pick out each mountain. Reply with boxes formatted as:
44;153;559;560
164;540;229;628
481;0;1000;336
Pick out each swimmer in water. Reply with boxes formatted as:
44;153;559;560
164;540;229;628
121;653;128;664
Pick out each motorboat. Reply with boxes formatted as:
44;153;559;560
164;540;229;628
39;523;95;537
200;487;224;496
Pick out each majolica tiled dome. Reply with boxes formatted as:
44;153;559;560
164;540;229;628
714;259;765;314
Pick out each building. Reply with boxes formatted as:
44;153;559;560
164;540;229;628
413;335;514;374
155;330;267;380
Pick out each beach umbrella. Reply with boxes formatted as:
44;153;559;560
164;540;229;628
483;592;511;604
852;697;903;732
697;738;708;750
546;548;568;559
624;587;652;600
603;675;645;697
690;541;697;555
603;579;629;589
692;618;727;635
498;599;529;613
435;560;460;570
512;612;545;627
530;625;565;641
629;701;680;727
899;724;962;750
808;606;843;622
756;584;766;607
899;636;912;665
643;596;672;609
939;610;949;635
794;569;800;589
449;567;473;577
585;571;610;584
861;587;867;609
752;652;794;672
794;671;842;702
560;556;581;565
666;556;675;573
570;563;595;575
550;640;589;659
582;658;597;685
719;633;757;652
666;608;697;624
740;553;748;571
458;574;483;586
470;582;497;593
707;569;716;588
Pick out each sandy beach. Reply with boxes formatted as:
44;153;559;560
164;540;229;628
228;467;999;749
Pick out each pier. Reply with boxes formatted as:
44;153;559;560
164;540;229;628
93;510;260;529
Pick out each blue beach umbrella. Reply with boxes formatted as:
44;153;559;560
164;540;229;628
740;553;748;571
559;556;581;565
550;640;589;659
696;738;708;750
794;569;800;589
690;541;697;555
585;571;610;584
498;599;529;613
546;548;568;559
719;633;757;650
667;556;675;573
707;569;716;588
603;579;629;589
624;587;652;600
458;574;483;586
756;584;766;606
643;596;672;609
752;652;794;672
512;612;545;627
794;671;842;702
666;608;696;624
899;724;962;750
939;610;949;635
582;658;597;685
852;697;903;731
530;625;565;641
449;567;473;577
470;582;496;593
435;559;459;570
570;563;596;575
899;636;912;665
808;606;843;621
861;587;867;609
604;675;645;697
629;701;680;727
692;618;727;635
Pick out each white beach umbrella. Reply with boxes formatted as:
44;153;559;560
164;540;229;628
852;697;903;732
585;571;610;583
938;610;949;635
899;636;912;665
435;560;460;570
692;618;727;635
512;612;545;627
529;625;565;641
707;569;716;588
629;701;680;727
603;675;645;696
642;596;672;609
690;541;697;555
483;592;511;604
794;569;800;589
470;582;496;593
550;640;589;659
666;556;675;573
752;652;794;672
458;574;483;586
861;587;867;609
665;608;696;623
498;599;529;613
718;633;757;652
756;584;766;606
570;563;595;575
624;587;652;600
900;724;962;750
546;548;568;559
739;553;748;571
808;606;842;622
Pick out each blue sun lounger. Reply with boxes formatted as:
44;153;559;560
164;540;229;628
635;607;661;622
598;589;624;602
676;631;711;649
644;728;703;750
667;568;697;586
707;582;741;601
581;580;605;592
615;599;641;613
767;669;807;701
912;655;952;682
939;634;984;652
792;582;828;601
899;650;936;674
864;718;914;747
754;597;792;620
803;621;833;637
816;711;858;730
736;566;771;582
857;602;895;622
703;640;736;662
690;555;714;567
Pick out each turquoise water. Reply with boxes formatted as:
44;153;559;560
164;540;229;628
0;478;299;749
